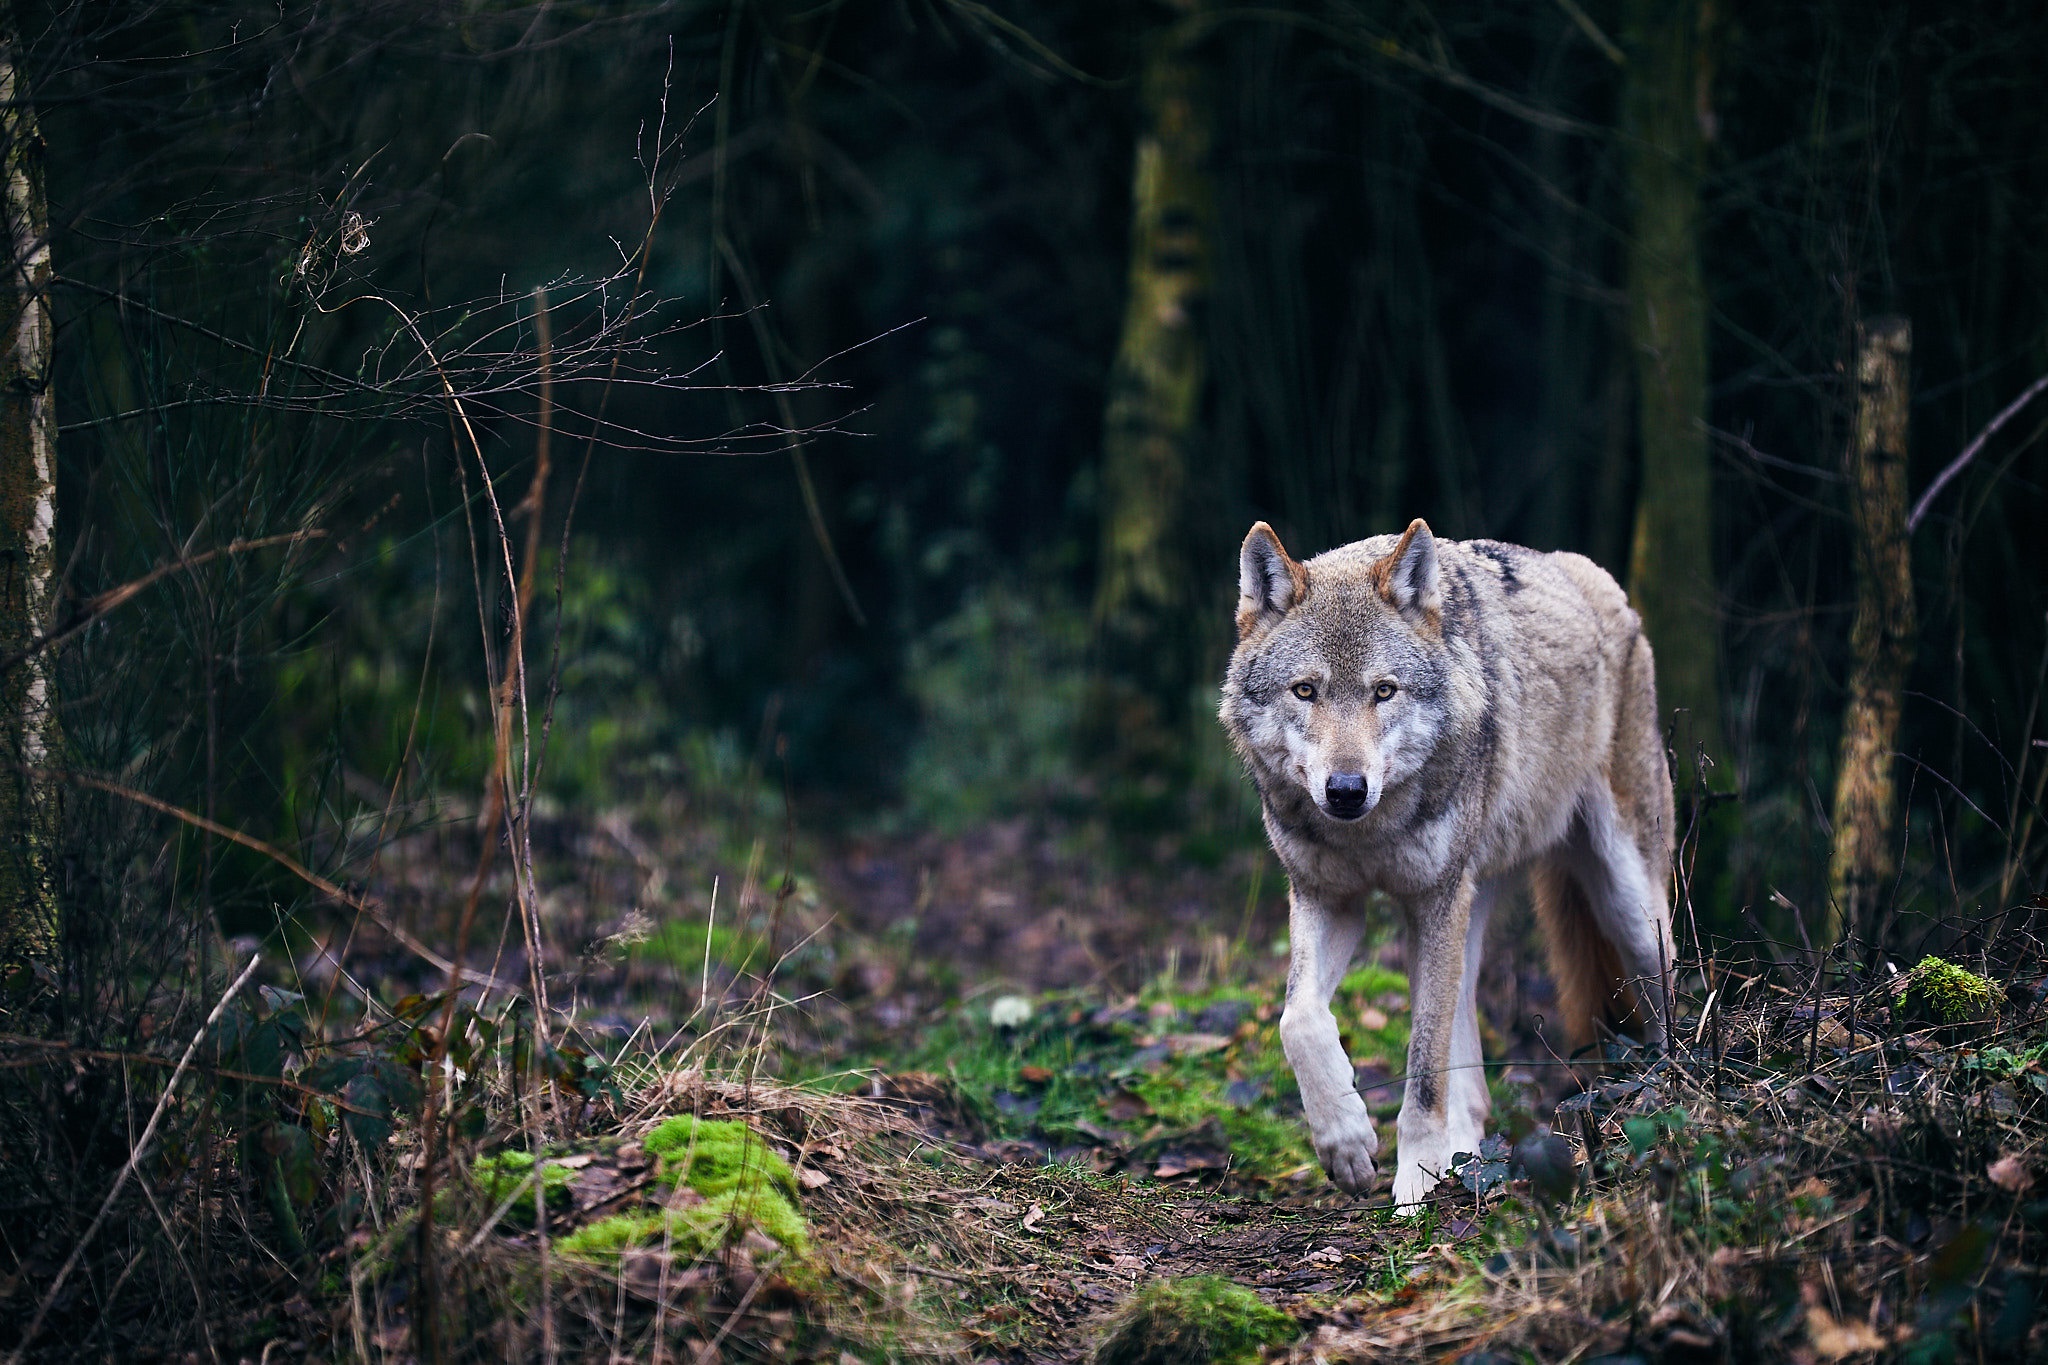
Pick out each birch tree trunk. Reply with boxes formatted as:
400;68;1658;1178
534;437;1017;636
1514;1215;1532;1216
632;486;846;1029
1622;0;1724;767
1827;317;1914;944
0;18;58;977
1090;1;1213;779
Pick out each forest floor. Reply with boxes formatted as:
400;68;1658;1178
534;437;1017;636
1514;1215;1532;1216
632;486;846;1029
247;782;2048;1362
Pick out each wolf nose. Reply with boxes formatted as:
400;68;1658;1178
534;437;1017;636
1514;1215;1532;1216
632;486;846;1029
1325;773;1369;819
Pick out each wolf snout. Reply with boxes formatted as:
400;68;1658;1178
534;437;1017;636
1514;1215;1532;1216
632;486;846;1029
1324;772;1371;820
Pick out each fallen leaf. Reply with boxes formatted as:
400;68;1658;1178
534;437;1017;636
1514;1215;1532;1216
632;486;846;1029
1164;1032;1231;1057
1987;1153;2034;1193
1021;1203;1045;1231
1103;1088;1154;1122
797;1166;832;1190
1360;1007;1391;1031
1153;1146;1230;1178
1304;1245;1343;1266
1019;1065;1054;1084
1804;1300;1886;1360
1790;1176;1833;1202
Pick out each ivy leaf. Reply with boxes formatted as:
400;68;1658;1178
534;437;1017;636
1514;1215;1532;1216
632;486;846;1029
263;1122;319;1205
1622;1116;1660;1156
342;1073;393;1149
1452;1135;1512;1197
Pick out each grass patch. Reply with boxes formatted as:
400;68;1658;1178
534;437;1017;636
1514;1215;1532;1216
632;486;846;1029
813;972;1411;1182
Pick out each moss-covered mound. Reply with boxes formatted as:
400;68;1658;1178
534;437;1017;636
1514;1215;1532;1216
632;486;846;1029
1093;1276;1298;1365
556;1115;809;1265
472;1149;575;1227
645;1114;799;1201
1901;956;1998;1025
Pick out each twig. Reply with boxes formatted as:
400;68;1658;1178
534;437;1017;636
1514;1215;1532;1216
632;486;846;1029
3;954;263;1365
1907;370;2048;531
63;772;518;993
0;531;325;676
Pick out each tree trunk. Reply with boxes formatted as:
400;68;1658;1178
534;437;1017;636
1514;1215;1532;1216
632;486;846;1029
1622;0;1724;766
1827;317;1914;945
0;17;57;979
1090;2;1213;779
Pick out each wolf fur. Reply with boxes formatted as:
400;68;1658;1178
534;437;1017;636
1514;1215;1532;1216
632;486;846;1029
1220;519;1674;1208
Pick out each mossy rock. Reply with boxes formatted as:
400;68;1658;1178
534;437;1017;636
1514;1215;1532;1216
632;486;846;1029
473;1149;575;1227
1093;1276;1298;1365
1900;957;1998;1026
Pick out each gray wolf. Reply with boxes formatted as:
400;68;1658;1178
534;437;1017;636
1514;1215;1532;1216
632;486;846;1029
1220;519;1674;1208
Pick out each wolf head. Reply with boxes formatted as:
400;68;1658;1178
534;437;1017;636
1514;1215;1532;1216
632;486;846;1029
1222;519;1451;822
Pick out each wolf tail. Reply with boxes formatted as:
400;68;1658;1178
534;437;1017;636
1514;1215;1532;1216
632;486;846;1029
1531;863;1631;1050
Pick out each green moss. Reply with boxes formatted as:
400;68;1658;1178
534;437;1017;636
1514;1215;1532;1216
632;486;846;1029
547;1115;812;1263
1902;957;1997;1025
631;917;764;978
644;1115;798;1201
555;1186;810;1263
1093;1276;1299;1365
558;1211;664;1261
473;1149;574;1227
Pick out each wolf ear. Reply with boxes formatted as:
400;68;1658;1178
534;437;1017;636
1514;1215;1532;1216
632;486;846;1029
1238;522;1305;637
1376;519;1441;624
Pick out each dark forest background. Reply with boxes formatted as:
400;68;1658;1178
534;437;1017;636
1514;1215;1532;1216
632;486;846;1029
5;0;2043;964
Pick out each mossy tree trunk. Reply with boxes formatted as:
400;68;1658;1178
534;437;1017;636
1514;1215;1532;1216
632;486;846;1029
1827;317;1914;945
1090;0;1214;784
0;16;57;982
1622;0;1724;769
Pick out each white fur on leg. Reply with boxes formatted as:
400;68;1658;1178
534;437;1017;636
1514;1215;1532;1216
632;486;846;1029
1393;1107;1455;1209
1448;881;1497;1149
1391;878;1474;1211
1576;787;1675;1046
1279;893;1379;1193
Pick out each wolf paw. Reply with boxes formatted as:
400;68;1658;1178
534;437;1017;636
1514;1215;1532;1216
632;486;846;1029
1312;1113;1381;1194
1391;1159;1449;1212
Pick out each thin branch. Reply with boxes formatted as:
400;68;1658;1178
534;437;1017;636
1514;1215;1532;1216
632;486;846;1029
0;530;326;676
64;772;518;994
1907;370;2048;531
2;954;263;1365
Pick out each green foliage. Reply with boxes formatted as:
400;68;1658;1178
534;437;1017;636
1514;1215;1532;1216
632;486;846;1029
1901;957;1998;1025
901;584;1089;829
1092;1276;1298;1365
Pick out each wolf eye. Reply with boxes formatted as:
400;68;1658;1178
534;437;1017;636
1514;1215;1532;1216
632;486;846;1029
1291;682;1317;701
1374;681;1398;702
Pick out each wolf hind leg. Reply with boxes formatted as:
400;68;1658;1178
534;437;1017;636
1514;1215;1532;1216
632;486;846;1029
1531;858;1627;1051
1540;786;1675;1048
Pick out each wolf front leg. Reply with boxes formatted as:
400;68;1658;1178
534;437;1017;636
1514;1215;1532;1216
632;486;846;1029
1393;874;1477;1211
1278;889;1376;1193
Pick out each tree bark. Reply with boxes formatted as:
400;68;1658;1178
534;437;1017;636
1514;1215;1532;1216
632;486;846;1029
1827;317;1914;944
1622;0;1724;766
0;15;57;978
1090;2;1213;777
